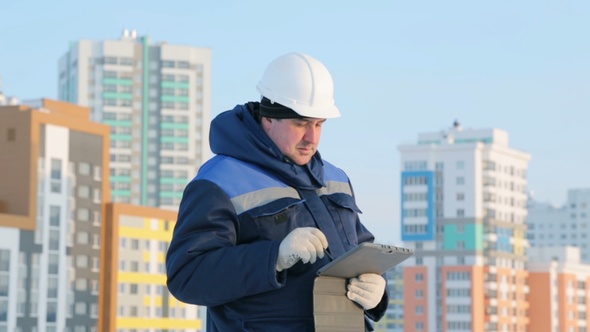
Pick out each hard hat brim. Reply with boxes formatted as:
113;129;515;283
257;84;341;119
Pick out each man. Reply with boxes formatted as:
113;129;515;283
166;52;387;331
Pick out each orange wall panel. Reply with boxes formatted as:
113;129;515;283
403;266;428;332
528;272;551;332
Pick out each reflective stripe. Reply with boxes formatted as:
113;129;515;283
197;155;293;198
316;180;352;196
231;187;300;215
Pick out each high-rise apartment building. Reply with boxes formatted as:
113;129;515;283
397;123;531;331
101;203;203;332
58;30;211;209
528;246;590;332
373;266;405;332
527;189;590;263
0;99;109;331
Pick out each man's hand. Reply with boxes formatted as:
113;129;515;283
276;227;328;272
346;273;386;310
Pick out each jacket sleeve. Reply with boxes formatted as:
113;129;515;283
166;179;286;306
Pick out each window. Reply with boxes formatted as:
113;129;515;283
92;234;100;248
49;206;60;226
404;161;427;171
76;255;88;268
104;57;117;65
456;176;465;185
92;257;99;270
47;277;58;298
75;279;88;291
48;230;59;250
48;253;59;274
50;159;62;193
415;273;423;282
78;162;90;175
6;128;15;142
0;276;9;297
46;301;57;322
93;188;101;203
456;160;464;169
91;280;99;294
103;71;117;78
92;211;102;225
78;186;90;198
77;208;90;221
104;99;117;106
457;209;465;217
162;74;175;81
77;232;89;245
75;302;87;315
120;57;133;66
456;193;464;201
162;88;175;96
93;166;102;180
90;303;99;318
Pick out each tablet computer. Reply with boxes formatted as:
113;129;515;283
316;242;414;278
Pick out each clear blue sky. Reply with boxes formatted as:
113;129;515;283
2;1;589;244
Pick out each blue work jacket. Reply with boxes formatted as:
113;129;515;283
165;103;388;331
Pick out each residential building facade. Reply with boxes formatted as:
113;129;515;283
58;30;211;209
528;246;590;332
373;266;405;332
101;203;202;332
397;122;531;331
0;99;109;331
528;189;590;263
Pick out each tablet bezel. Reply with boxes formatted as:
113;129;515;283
316;242;414;278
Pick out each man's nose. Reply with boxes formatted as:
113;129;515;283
303;126;320;145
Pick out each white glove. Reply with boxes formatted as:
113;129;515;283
347;273;386;310
276;227;328;272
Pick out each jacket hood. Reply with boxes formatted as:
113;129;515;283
209;103;325;190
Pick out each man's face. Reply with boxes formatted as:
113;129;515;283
262;117;327;166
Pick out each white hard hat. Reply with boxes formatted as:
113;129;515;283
256;52;341;119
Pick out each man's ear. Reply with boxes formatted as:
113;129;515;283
261;116;272;130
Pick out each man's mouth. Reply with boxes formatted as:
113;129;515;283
298;146;314;153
